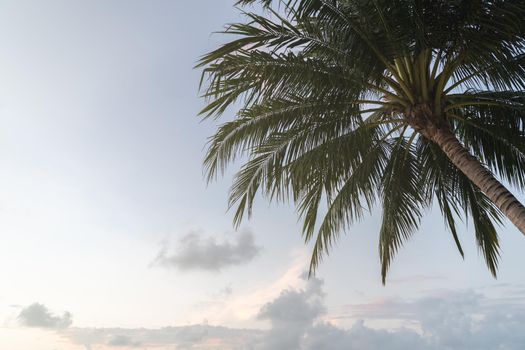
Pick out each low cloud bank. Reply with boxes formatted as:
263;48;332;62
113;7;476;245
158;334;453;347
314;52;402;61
55;277;525;349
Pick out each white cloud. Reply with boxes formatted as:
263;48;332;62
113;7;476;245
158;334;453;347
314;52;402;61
17;303;72;329
50;279;525;349
151;228;261;271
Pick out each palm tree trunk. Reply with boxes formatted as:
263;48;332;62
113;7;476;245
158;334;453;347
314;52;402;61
431;127;525;235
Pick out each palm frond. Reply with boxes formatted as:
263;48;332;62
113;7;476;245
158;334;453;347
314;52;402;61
379;137;426;284
200;0;525;283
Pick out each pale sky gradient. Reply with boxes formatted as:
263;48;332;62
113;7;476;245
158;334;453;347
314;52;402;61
0;1;524;349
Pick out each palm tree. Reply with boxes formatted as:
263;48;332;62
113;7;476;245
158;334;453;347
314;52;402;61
197;0;525;283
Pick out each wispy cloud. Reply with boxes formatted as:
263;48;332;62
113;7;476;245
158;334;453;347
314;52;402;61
17;303;72;329
151;228;261;272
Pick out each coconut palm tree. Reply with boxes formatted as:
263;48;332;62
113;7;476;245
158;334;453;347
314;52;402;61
197;0;525;283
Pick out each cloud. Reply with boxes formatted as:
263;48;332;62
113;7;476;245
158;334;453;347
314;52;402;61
185;249;308;325
151;228;261;271
62;325;263;350
258;275;325;326
17;303;72;329
54;277;525;350
302;320;428;350
253;275;428;350
256;275;325;349
336;289;525;350
107;334;142;347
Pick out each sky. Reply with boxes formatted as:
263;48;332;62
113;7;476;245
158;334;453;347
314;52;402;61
0;1;524;349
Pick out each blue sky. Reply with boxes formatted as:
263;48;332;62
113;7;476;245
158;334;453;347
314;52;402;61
0;1;524;349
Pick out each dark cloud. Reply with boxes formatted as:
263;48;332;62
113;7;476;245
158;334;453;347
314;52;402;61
151;228;261;271
18;303;72;329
